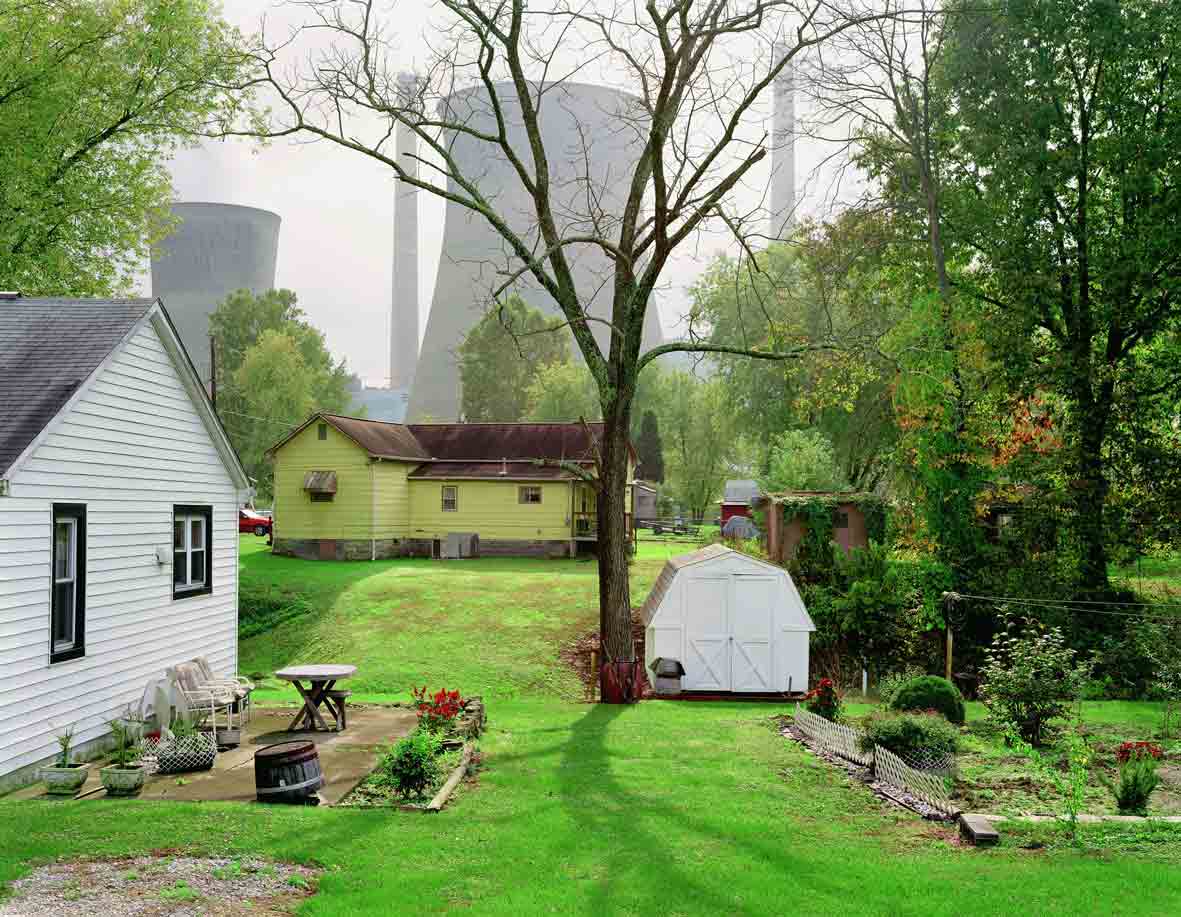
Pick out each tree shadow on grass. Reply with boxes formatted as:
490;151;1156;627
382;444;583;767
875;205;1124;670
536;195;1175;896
552;703;851;915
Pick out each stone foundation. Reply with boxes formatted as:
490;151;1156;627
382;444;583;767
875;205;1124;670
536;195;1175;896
273;537;575;560
273;537;432;561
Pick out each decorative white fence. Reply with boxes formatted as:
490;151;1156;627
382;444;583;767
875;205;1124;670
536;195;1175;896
793;705;959;818
794;705;873;767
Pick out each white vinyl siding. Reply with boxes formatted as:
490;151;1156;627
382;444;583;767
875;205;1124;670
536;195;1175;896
0;321;241;781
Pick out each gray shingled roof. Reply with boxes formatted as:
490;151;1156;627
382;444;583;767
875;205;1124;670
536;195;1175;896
0;297;155;477
637;544;734;626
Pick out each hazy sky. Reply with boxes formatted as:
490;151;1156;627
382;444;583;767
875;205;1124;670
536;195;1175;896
151;1;840;385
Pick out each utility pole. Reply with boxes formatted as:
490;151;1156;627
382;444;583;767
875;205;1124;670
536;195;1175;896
209;336;217;410
941;592;959;682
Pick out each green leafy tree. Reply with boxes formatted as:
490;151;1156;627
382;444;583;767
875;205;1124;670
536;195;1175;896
689;224;899;490
210;289;354;499
524;360;600;422
658;373;734;521
459;296;569;422
937;0;1181;591
231;331;316;499
634;411;665;483
0;0;250;294
762;429;848;493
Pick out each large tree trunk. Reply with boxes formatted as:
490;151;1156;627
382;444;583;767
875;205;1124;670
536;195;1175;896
1071;381;1112;594
597;397;636;702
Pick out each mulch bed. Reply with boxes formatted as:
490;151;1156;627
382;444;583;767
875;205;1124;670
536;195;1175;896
560;617;647;699
0;856;319;916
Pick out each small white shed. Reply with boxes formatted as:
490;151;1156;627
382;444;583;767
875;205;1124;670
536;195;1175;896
641;545;814;693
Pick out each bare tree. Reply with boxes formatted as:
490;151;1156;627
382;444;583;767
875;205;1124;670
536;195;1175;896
229;0;897;699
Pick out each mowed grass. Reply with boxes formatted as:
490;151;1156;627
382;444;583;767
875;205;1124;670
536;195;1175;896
4;699;1181;915
1112;551;1181;599
4;536;1181;914
239;536;703;703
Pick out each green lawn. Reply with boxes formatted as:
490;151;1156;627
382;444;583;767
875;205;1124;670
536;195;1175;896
3;537;1181;914
1112;551;1181;599
237;535;688;703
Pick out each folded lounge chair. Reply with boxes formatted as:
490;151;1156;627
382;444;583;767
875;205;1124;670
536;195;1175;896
190;656;254;724
167;661;238;733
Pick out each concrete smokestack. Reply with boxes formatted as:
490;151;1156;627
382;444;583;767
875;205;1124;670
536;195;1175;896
769;47;796;240
391;72;420;390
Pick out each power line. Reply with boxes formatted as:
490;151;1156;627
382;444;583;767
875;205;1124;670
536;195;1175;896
952;592;1181;624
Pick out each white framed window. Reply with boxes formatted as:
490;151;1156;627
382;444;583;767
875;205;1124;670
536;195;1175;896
518;485;542;505
441;485;458;512
51;504;86;662
173;505;212;598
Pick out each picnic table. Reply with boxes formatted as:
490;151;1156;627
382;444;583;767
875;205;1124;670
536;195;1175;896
275;664;356;732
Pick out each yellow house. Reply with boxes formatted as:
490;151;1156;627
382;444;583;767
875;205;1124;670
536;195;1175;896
268;413;634;560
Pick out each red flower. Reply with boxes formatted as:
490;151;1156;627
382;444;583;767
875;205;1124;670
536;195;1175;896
1116;741;1163;764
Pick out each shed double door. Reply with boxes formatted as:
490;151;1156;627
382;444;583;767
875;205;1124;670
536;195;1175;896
683;574;776;692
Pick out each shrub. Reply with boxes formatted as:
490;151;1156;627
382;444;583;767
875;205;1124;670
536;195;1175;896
877;667;925;707
377;730;442;799
979;614;1092;746
411;686;467;733
1105;742;1163;816
889;675;965;725
805;678;842;722
857;712;959;763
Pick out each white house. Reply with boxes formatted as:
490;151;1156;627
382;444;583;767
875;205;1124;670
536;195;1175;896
0;296;250;786
640;544;815;693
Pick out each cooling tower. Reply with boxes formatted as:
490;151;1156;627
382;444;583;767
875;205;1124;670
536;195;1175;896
390;73;420;390
408;82;664;421
768;52;797;240
150;202;281;384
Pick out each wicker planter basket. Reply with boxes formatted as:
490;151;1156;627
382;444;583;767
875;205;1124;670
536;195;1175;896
149;733;217;775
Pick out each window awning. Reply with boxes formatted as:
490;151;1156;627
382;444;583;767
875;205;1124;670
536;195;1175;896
303;470;338;494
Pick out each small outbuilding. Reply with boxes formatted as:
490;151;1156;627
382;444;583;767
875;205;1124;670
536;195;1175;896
640;545;814;694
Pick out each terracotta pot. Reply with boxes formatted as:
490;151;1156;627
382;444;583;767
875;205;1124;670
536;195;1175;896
40;765;88;796
100;765;145;797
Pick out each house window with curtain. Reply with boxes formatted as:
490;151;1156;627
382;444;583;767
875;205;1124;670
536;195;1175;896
518;485;542;505
441;485;458;512
173;505;213;599
50;504;86;663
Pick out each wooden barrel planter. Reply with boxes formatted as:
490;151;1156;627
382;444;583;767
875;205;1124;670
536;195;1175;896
254;741;324;805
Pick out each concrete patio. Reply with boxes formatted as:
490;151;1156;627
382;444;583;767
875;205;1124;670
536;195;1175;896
14;705;417;806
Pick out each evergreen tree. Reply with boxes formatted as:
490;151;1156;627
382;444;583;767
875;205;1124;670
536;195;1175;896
635;410;665;483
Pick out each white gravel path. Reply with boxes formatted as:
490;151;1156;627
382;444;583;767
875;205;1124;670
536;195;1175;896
0;856;319;916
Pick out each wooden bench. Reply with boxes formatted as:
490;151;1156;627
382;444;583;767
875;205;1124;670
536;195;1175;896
325;689;352;731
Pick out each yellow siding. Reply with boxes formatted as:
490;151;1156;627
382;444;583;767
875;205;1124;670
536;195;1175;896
273;421;383;539
373;460;412;538
407;479;574;541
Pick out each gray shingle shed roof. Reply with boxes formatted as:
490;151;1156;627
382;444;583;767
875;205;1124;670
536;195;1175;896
0;297;156;476
637;543;734;626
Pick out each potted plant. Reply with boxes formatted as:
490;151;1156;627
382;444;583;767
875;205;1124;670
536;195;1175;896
116;701;148;744
39;724;88;796
100;718;146;796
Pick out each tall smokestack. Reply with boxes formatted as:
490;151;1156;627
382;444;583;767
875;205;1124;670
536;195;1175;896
769;46;796;240
391;72;420;390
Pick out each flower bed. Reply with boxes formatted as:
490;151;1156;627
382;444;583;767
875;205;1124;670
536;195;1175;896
339;690;485;810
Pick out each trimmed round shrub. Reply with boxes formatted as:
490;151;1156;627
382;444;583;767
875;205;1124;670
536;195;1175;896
889;675;965;725
857;712;959;762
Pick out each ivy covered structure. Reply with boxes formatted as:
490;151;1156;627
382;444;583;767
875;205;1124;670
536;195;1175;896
753;492;888;579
